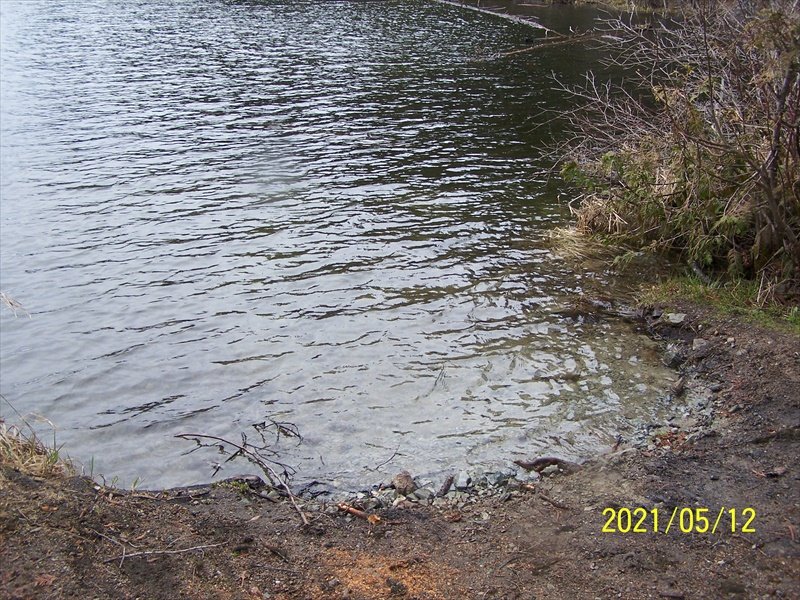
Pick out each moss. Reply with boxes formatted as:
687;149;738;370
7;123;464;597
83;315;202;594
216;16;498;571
212;479;251;495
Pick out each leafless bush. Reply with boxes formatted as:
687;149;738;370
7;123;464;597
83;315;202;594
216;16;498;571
556;0;800;298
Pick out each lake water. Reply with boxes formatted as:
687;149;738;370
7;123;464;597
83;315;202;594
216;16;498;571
0;0;676;491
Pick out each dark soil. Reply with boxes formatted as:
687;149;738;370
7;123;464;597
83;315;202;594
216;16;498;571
1;303;798;600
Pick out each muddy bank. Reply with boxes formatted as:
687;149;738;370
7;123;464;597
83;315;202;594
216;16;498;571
1;302;799;599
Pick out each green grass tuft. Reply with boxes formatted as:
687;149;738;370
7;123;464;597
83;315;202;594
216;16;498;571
640;276;800;334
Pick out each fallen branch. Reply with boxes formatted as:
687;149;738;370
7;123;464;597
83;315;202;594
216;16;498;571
337;502;382;525
104;542;223;564
433;0;559;35
175;428;309;526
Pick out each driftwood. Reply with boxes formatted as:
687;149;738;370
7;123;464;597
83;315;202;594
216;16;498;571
337;503;382;525
433;0;559;35
496;31;604;57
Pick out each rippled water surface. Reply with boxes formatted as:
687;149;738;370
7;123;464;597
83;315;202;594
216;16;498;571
0;0;675;490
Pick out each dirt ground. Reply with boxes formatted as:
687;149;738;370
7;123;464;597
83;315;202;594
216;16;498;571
1;302;798;600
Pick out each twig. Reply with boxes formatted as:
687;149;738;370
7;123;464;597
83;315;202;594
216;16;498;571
371;444;401;471
286;487;310;526
433;0;560;36
538;493;571;511
87;527;131;549
496;32;602;57
175;431;309;526
104;542;223;563
785;520;797;543
266;546;290;562
337;502;382;525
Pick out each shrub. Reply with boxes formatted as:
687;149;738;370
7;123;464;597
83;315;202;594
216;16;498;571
558;0;800;301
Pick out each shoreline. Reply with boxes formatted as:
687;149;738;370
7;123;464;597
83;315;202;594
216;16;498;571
3;299;798;599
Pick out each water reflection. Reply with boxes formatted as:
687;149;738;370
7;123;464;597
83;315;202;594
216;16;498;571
0;0;674;490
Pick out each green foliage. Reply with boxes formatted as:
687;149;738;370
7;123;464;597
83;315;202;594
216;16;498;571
788;306;800;328
212;479;251;495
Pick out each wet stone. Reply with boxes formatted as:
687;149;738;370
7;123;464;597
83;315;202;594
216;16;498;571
664;312;686;325
663;344;687;368
360;498;380;510
413;488;434;501
514;469;540;483
485;470;514;486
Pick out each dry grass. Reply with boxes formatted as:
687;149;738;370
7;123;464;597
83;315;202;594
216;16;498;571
547;226;622;261
0;290;30;318
0;421;72;478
